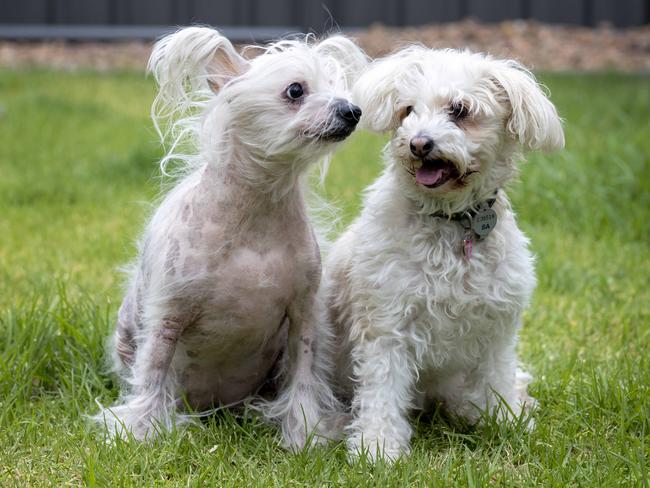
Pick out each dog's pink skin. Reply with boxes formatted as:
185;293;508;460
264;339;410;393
115;161;321;408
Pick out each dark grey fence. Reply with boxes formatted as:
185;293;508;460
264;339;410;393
0;0;648;41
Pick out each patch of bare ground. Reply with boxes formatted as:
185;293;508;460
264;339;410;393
1;20;648;72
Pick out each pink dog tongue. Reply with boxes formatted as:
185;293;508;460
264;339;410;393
416;166;444;186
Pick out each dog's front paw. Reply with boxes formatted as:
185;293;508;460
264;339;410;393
281;411;330;451
283;428;328;452
346;434;409;464
94;403;160;441
93;396;184;442
265;383;335;451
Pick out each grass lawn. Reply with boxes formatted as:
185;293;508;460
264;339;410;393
0;68;648;486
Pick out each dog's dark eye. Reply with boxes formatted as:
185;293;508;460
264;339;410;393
286;82;304;100
400;105;414;121
449;101;469;120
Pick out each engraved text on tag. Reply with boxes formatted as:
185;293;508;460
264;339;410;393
471;207;497;239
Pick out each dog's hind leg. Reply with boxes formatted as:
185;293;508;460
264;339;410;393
95;302;192;441
451;333;531;427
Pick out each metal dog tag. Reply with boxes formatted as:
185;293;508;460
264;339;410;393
471;205;497;239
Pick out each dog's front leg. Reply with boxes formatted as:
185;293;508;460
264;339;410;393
347;334;416;462
266;292;337;450
97;311;189;441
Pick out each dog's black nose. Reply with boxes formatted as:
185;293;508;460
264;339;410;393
336;101;362;125
410;135;434;158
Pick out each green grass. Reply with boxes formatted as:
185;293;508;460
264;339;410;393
0;69;648;486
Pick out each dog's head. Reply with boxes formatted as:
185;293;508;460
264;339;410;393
149;28;367;166
353;47;564;210
222;35;367;159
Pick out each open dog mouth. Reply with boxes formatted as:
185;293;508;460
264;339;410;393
414;158;461;188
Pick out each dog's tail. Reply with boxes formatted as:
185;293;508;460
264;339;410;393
147;26;246;175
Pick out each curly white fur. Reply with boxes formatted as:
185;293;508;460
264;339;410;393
321;47;564;462
92;26;367;448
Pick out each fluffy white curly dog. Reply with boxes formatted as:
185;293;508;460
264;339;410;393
322;47;565;460
93;26;366;448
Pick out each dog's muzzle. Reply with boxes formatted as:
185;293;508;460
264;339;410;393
407;135;463;188
414;158;461;188
319;99;362;142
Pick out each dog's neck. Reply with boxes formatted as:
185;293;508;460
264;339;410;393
199;156;307;227
429;190;498;219
207;132;312;203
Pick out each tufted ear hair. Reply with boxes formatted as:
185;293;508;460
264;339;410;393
148;26;250;98
488;59;565;152
352;55;403;133
315;35;369;90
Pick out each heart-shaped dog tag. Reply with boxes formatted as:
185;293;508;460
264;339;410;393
471;206;497;239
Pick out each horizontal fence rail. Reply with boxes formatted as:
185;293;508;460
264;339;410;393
0;0;648;42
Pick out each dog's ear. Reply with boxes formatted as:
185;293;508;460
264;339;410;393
205;37;250;92
488;60;565;152
315;35;368;89
149;26;250;97
352;57;401;132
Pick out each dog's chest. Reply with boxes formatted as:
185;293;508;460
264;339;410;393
403;226;531;367
186;224;316;327
170;217;318;407
209;243;306;311
164;189;319;306
156;180;320;337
